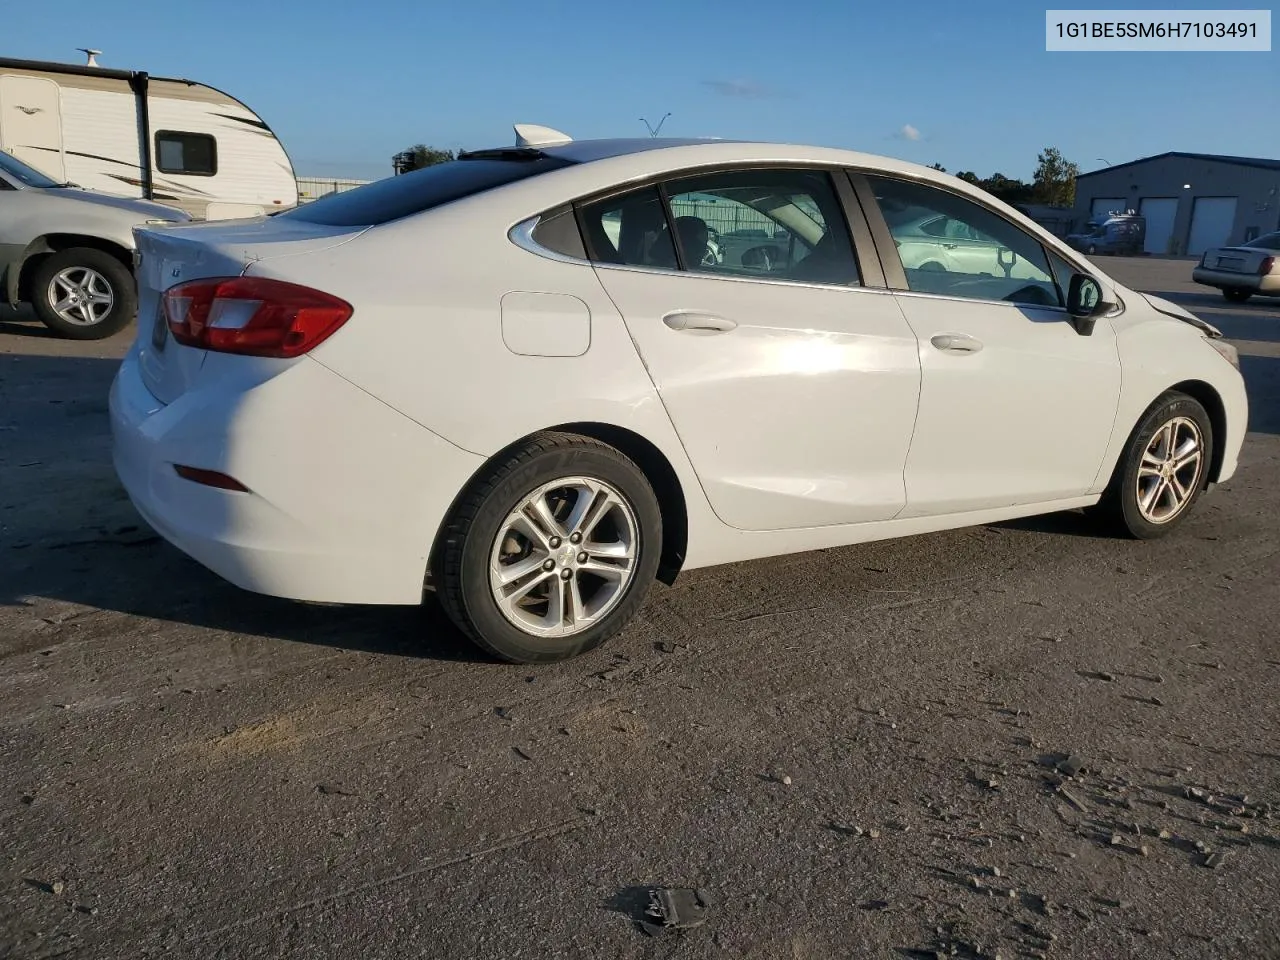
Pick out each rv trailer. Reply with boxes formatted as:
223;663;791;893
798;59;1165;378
0;54;298;220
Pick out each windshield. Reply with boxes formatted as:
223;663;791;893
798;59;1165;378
0;149;62;188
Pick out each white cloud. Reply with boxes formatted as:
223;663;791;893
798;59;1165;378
895;124;923;142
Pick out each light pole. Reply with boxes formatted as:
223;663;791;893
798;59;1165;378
641;113;671;138
1095;157;1112;167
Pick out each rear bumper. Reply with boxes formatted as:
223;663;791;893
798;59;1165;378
109;353;484;604
1191;268;1280;294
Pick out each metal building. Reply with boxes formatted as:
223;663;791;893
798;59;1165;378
1073;153;1280;256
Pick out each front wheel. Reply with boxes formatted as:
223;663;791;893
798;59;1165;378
1093;391;1213;539
434;432;662;663
1222;288;1252;304
31;247;137;340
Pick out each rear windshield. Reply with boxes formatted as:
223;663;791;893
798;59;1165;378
281;156;575;227
1243;232;1280;250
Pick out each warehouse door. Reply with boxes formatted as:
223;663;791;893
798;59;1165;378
1139;198;1177;255
1187;197;1237;254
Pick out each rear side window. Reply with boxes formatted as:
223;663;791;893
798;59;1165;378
578;187;678;268
283;156;575;227
155;131;217;176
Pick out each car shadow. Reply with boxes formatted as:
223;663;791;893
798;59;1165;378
4;348;1279;660
0;307;57;339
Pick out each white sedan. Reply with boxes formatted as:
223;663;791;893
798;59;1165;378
110;126;1248;663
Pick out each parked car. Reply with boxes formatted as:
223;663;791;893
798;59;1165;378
110;128;1247;664
1065;213;1145;256
881;203;1054;291
1192;231;1280;303
1;149;188;338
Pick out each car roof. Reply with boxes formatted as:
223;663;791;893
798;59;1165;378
537;136;937;180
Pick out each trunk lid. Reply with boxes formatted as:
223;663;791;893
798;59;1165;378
134;217;366;404
1202;246;1272;274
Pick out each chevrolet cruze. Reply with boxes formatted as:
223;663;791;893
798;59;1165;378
110;126;1248;663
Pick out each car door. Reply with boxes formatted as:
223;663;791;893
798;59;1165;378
858;173;1122;517
579;167;922;532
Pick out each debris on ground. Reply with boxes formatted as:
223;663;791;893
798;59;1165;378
316;783;357;797
639;887;713;936
1056;754;1085;778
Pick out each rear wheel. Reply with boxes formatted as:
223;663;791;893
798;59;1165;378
1222;288;1252;304
1092;391;1213;539
435;432;662;663
31;247;137;340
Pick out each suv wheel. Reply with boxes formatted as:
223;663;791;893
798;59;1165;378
1222;288;1252;304
31;248;137;340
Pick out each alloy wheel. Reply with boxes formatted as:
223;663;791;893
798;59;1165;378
48;267;114;326
489;477;639;637
1135;416;1204;524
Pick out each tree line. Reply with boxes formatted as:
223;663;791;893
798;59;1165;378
392;142;1082;209
930;147;1080;208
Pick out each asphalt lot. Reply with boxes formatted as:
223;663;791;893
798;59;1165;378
2;258;1278;959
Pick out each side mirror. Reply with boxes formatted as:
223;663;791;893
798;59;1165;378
1067;273;1107;335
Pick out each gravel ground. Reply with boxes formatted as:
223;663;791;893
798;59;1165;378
2;258;1278;960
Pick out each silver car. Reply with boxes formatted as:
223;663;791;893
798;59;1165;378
1;149;189;339
1192;231;1280;303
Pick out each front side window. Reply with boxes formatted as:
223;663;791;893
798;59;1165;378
155;131;217;176
867;175;1063;308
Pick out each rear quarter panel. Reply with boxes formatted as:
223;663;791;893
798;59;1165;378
244;189;727;563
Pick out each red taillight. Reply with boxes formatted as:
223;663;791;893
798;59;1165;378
1261;256;1275;275
173;465;249;491
164;276;352;358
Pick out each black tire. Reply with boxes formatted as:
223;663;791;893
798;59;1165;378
435;432;662;663
1092;391;1213;540
1222;288;1252;304
1086;244;1097;255
31;247;137;340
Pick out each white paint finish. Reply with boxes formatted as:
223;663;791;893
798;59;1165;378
893;297;1121;515
110;350;482;604
1090;197;1128;219
109;137;1250;606
1139;198;1178;255
593;266;920;530
1187;197;1238;255
0;75;65;180
1100;296;1248;490
500;291;591;357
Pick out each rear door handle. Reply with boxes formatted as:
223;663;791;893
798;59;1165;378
930;333;983;354
662;311;738;333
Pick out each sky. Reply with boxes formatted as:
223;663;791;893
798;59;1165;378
4;0;1276;181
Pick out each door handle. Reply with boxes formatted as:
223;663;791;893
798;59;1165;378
930;333;983;354
662;311;738;333
942;242;959;249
